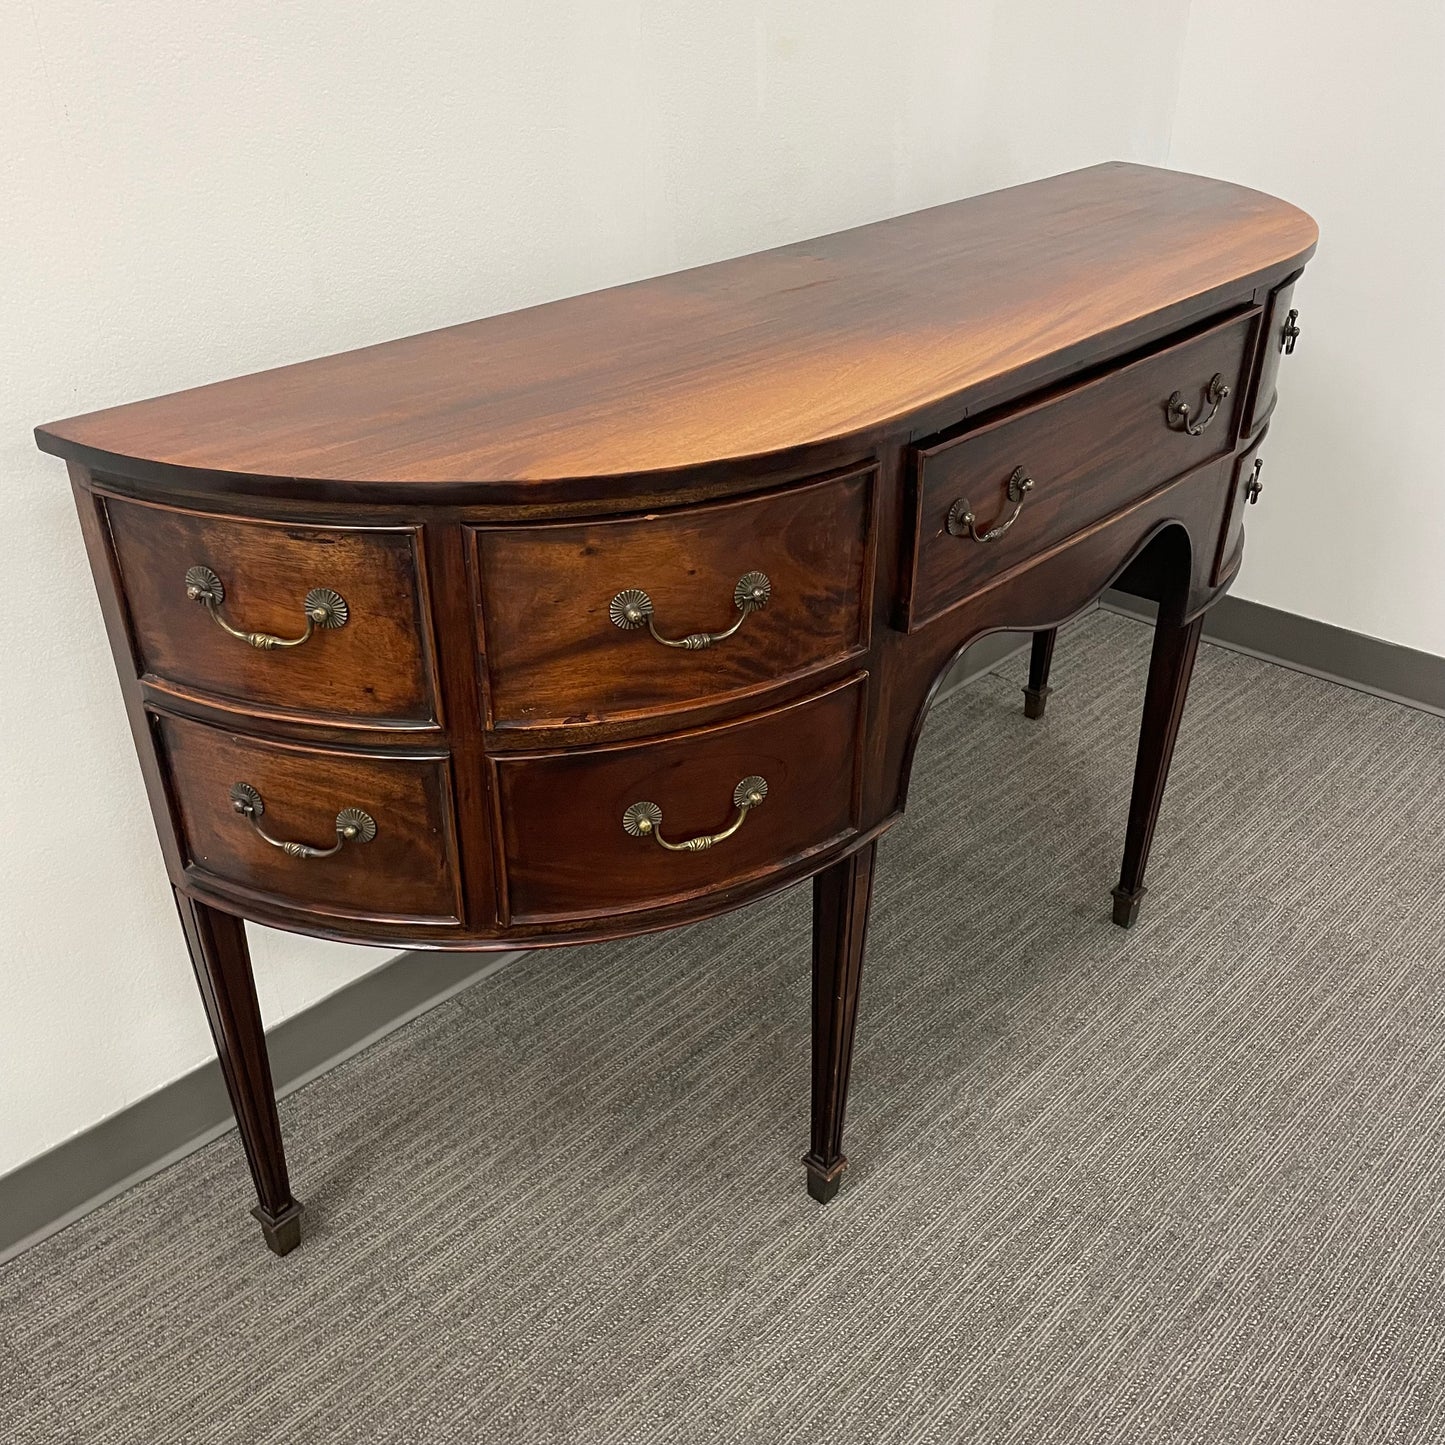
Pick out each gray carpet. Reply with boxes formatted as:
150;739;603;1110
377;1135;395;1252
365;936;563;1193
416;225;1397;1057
4;609;1444;1444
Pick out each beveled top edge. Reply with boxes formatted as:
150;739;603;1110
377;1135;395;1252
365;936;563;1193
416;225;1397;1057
38;163;1316;500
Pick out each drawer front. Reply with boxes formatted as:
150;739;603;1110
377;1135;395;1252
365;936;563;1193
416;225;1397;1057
492;674;865;923
156;714;462;922
1213;431;1266;586
904;312;1257;629
105;495;439;724
471;468;872;729
1247;278;1299;433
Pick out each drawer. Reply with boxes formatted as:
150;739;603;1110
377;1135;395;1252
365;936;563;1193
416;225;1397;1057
491;674;865;923
1213;431;1266;586
1246;277;1299;434
105;495;439;725
155;714;463;922
902;312;1258;630
470;467;873;729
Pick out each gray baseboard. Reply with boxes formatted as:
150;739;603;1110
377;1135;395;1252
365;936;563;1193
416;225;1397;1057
1105;591;1445;718
6;597;1436;1263
898;596;1444;720
0;947;523;1263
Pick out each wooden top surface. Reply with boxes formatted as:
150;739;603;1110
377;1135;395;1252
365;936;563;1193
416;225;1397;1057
38;163;1316;493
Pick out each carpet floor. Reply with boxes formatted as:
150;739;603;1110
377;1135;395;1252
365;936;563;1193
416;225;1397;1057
3;608;1444;1444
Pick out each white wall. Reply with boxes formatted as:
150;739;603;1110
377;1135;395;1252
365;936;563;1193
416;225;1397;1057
0;0;1185;1177
4;0;1435;1179
1167;0;1445;657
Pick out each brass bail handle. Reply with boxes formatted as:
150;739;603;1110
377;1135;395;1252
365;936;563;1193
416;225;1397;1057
947;466;1034;544
621;776;768;853
1166;373;1230;436
610;572;771;650
229;782;376;860
185;566;349;650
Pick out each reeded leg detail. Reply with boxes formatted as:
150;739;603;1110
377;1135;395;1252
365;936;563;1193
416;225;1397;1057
174;890;305;1255
1112;610;1206;928
1023;628;1057;719
803;842;877;1204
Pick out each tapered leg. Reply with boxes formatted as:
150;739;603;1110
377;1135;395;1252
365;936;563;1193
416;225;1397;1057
174;890;304;1255
1023;628;1057;719
1111;611;1206;928
804;842;877;1203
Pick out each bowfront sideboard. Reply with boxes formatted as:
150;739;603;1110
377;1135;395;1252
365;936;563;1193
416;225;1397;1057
37;163;1317;1255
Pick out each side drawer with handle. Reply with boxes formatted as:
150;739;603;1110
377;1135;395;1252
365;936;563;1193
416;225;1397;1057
155;714;464;923
1246;276;1300;435
490;673;865;923
1213;430;1267;586
470;466;873;730
104;494;440;725
902;311;1258;630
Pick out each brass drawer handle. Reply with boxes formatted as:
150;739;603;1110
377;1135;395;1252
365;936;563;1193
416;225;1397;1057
1245;457;1265;505
947;466;1034;543
1166;373;1230;436
610;572;771;650
1281;308;1301;355
185;566;349;650
622;776;768;852
229;782;376;859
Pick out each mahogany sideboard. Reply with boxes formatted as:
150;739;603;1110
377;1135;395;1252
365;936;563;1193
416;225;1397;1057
37;163;1316;1256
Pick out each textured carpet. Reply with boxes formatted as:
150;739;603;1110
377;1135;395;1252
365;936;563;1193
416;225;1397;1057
4;609;1444;1445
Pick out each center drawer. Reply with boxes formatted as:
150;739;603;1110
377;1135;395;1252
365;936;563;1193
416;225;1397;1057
901;311;1257;630
490;673;865;923
470;466;873;730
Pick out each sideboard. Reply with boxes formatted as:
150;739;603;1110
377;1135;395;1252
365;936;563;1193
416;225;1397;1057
36;162;1317;1255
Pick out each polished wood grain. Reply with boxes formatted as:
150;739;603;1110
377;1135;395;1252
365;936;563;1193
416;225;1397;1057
156;714;464;924
174;890;304;1255
804;842;876;1203
69;473;189;883
36;165;1315;501
40;164;1316;1254
903;310;1257;628
1112;606;1208;929
471;466;873;729
880;456;1237;835
491;675;864;923
420;518;506;932
105;493;438;726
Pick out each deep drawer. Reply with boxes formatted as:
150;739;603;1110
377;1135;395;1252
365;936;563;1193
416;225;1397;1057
490;674;865;923
155;714;463;922
105;494;439;725
902;311;1258;630
470;467;873;730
